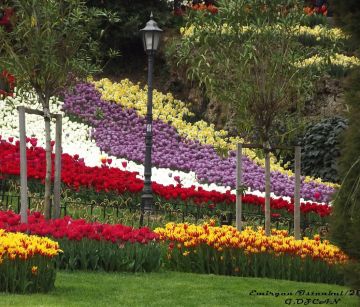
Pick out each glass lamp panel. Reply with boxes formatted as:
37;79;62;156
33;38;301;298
152;32;161;51
144;32;154;51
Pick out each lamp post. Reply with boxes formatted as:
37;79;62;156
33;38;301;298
140;13;162;225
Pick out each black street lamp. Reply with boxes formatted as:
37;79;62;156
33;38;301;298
140;13;162;225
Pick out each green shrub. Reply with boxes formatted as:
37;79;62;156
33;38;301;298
301;117;347;182
330;68;360;290
301;14;329;27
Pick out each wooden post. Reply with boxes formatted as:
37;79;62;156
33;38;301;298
18;106;28;224
264;145;271;236
294;146;301;240
16;106;61;220
236;143;243;231
43;108;52;219
53;114;62;218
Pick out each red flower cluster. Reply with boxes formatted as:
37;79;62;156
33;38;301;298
191;3;218;14
0;210;158;244
0;69;15;98
241;194;331;217
0;137;143;193
304;0;328;16
0;138;332;217
0;7;13;31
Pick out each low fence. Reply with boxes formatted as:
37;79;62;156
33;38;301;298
0;191;328;236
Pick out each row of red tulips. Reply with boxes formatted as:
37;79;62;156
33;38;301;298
0;137;331;217
0;210;162;275
0;210;158;244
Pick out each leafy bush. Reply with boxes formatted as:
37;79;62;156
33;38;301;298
302;13;329;27
330;68;360;290
301;117;347;182
329;0;360;290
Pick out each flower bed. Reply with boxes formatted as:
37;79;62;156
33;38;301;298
0;210;161;272
64;82;336;202
180;23;348;42
0;88;305;204
0;80;337;203
155;222;348;284
0;229;60;293
0;139;332;219
92;78;337;191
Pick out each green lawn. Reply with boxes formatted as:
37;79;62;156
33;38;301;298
0;271;358;307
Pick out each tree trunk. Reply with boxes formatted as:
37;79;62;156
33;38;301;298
43;102;52;219
264;144;271;236
53;114;62;218
18;106;28;224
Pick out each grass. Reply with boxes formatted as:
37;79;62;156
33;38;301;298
0;271;359;307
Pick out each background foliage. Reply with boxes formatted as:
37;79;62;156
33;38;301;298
85;0;173;73
329;0;360;290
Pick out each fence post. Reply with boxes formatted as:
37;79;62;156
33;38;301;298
18;106;28;224
294;146;301;240
53;114;62;218
236;143;243;231
264;144;271;236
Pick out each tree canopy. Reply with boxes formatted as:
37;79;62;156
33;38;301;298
169;0;336;145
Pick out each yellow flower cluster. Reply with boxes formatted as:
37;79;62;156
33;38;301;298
92;78;338;188
180;23;347;42
0;229;61;263
294;25;348;41
180;25;195;37
155;222;348;265
296;53;360;68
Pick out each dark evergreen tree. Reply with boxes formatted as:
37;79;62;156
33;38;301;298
329;0;360;290
85;0;172;73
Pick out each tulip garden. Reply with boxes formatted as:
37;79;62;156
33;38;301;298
0;2;359;305
0;54;359;293
0;72;356;293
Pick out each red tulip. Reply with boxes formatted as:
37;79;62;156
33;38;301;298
314;192;321;200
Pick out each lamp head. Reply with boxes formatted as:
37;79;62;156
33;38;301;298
140;12;163;53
